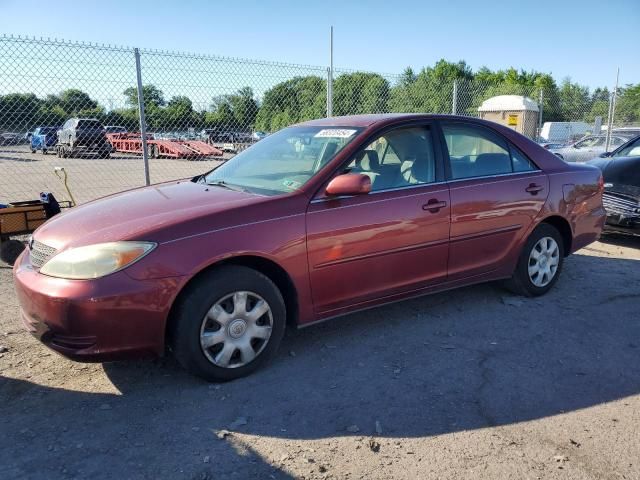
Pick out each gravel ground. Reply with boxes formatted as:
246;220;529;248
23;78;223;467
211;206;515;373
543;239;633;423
1;145;228;204
0;234;639;480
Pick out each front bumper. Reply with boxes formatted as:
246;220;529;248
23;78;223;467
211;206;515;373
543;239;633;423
13;250;184;361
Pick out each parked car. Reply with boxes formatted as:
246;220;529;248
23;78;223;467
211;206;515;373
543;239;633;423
252;131;267;141
588;135;640;234
537;140;567;150
0;132;22;146
104;125;127;135
549;134;631;162
14;114;605;381
56;118;111;158
30;126;60;154
612;127;640;138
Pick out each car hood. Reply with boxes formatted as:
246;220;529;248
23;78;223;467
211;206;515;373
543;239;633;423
33;181;271;251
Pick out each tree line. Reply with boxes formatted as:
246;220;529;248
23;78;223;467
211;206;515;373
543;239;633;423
1;60;638;134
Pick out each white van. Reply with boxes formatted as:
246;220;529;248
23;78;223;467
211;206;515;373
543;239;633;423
540;122;590;143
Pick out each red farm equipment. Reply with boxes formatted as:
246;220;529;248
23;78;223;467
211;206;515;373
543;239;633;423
106;133;224;160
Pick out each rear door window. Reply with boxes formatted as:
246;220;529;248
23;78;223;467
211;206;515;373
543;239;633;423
442;122;537;179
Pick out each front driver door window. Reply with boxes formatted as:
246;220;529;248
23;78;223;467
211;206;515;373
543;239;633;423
345;127;436;191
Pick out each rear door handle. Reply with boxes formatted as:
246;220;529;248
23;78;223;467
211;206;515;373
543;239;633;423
422;199;447;213
525;183;544;195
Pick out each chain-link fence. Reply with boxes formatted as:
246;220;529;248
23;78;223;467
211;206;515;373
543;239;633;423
1;35;637;205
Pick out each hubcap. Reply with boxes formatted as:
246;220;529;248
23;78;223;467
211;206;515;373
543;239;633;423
528;236;560;287
199;291;273;369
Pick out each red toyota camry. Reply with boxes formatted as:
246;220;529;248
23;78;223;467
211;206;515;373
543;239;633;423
13;114;605;381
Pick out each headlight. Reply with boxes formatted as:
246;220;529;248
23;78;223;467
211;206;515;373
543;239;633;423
39;241;156;279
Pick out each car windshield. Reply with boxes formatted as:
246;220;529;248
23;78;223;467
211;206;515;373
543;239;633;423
203;126;361;195
613;137;640;157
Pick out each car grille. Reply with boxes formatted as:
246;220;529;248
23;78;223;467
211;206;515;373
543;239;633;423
29;239;57;269
602;192;640;218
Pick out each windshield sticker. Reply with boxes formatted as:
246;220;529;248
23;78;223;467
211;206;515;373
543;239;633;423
314;129;357;138
283;179;303;190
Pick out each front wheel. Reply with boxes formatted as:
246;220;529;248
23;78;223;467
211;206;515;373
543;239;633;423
505;223;564;297
170;266;286;382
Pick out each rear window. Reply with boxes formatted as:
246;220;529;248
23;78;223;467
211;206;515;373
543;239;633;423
77;120;103;129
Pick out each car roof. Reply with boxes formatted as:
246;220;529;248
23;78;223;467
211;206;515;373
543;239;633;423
296;113;499;128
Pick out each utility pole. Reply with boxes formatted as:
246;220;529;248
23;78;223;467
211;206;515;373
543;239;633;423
605;67;619;152
327;26;333;117
134;48;150;186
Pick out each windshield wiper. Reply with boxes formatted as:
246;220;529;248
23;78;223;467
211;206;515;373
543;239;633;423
206;180;249;192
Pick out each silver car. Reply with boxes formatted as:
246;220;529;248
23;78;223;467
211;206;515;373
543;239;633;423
549;134;631;162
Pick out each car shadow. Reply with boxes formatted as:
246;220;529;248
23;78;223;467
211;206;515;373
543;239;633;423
600;231;640;248
1;252;639;479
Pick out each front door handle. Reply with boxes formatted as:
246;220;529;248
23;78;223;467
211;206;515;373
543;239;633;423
422;199;447;213
525;183;544;195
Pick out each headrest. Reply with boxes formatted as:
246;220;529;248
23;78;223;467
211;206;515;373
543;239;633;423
356;150;380;171
474;153;511;176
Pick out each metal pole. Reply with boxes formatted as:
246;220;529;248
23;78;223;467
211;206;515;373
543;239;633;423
134;48;150;186
327;26;333;117
605;67;619;152
452;79;458;115
538;88;544;139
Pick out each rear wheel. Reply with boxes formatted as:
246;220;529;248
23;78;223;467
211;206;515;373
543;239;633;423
505;223;564;296
170;265;286;382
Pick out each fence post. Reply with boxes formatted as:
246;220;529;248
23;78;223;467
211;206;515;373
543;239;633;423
451;79;458;115
326;26;333;117
134;47;151;186
538;88;544;139
605;67;619;152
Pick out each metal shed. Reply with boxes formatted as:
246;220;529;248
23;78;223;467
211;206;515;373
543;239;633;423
478;95;539;139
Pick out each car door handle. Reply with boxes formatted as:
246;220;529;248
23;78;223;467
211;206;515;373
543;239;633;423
525;183;544;195
422;199;447;213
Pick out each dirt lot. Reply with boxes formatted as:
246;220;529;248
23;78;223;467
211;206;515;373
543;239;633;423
0;234;639;480
1;145;228;204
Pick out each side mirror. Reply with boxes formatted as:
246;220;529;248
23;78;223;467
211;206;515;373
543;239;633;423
325;173;371;196
599;152;611;158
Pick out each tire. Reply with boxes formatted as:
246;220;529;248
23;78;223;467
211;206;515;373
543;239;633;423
505;223;564;297
170;265;286;382
30;148;36;154
42;149;47;155
0;240;26;266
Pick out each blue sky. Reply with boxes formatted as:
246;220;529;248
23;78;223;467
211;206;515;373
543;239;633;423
1;0;638;90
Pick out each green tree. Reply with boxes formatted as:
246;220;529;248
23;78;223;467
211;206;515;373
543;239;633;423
615;83;640;124
254;76;326;132
0;93;42;131
123;85;165;110
557;78;591;121
207;87;259;130
162;95;197;129
389;59;472;113
333;72;390;116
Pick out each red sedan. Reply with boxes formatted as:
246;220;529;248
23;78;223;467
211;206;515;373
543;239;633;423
13;114;606;381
